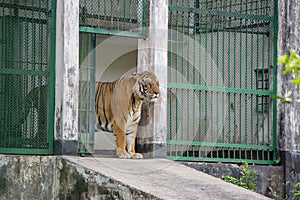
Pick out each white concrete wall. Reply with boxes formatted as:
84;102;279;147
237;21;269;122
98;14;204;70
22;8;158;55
54;0;79;154
94;35;138;81
137;0;169;157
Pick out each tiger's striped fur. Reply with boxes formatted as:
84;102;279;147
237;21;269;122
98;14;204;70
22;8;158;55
94;71;160;159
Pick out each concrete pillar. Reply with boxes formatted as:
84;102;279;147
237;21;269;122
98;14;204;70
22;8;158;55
137;0;168;158
277;0;300;198
54;0;79;155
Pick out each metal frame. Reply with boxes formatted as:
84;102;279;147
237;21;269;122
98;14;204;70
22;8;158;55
0;0;56;154
79;0;147;38
78;33;96;154
78;0;147;154
167;0;278;164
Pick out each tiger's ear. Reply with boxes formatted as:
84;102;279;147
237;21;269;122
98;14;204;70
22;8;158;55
133;77;145;92
138;77;147;87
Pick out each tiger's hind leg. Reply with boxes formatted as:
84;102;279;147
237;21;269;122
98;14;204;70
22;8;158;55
126;124;143;159
113;123;132;159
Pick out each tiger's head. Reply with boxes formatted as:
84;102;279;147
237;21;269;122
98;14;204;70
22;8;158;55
134;71;160;101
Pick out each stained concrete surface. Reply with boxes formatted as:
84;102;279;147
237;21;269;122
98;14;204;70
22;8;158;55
66;156;272;200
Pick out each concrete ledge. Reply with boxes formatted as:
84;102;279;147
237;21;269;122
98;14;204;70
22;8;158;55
56;157;158;199
66;156;272;200
0;155;272;199
0;155;157;200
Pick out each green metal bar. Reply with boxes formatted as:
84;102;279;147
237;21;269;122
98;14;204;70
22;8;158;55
187;11;191;146
0;68;48;76
198;0;202;145
192;3;196;157
123;0;126;30
175;8;179;157
0;148;53;155
0;3;50;14
272;0;278;162
204;5;208;145
227;15;232;148
79;33;83;149
209;10;213;145
142;0;147;36
166;140;275;150
255;24;260;145
238;6;242;160
233;24;237;146
48;0;57;154
169;6;173;142
88;33;96;153
166;156;276;165
267;26;271;147
181;10;184;148
79;26;146;38
168;83;275;96
168;5;275;21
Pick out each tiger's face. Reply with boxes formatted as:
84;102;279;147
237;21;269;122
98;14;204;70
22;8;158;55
136;72;160;101
142;77;160;101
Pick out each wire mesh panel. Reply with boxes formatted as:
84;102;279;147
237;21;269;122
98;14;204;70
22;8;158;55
0;0;56;154
78;33;96;154
78;33;95;154
167;0;277;164
79;0;147;38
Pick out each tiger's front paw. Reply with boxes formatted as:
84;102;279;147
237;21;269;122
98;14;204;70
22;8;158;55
131;153;143;159
117;152;132;159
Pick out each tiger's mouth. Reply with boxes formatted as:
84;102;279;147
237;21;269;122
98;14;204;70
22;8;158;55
149;92;160;101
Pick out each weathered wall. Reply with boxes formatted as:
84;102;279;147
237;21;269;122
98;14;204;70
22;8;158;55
137;0;168;158
0;155;56;200
54;0;79;155
182;162;284;199
277;0;300;199
0;155;158;200
278;0;300;152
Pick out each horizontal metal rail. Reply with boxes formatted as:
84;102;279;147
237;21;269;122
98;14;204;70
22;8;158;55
168;83;275;96
167;156;276;165
167;140;275;150
169;5;274;21
79;26;146;38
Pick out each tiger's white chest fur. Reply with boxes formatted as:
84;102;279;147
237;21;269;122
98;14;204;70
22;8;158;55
126;109;141;134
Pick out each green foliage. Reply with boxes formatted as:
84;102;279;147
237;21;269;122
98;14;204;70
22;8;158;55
278;50;300;84
292;182;300;199
268;181;300;200
221;176;239;185
268;186;284;200
275;157;281;165
221;162;257;192
275;50;300;105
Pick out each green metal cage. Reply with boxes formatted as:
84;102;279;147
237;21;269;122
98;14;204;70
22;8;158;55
167;0;278;164
0;0;56;154
79;0;147;38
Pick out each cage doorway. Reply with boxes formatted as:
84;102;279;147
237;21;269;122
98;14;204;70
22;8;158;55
78;33;138;155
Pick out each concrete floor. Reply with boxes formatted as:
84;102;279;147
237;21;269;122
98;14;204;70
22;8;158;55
65;156;271;200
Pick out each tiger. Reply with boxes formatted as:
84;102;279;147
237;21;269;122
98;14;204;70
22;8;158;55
94;71;160;159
